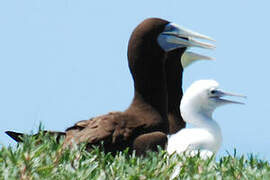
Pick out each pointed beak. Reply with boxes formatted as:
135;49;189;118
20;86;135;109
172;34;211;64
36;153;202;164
157;23;216;66
181;51;215;68
160;23;216;49
211;89;246;105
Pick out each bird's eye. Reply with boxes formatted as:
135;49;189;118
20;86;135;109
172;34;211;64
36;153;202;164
210;90;218;94
166;26;173;31
166;25;176;32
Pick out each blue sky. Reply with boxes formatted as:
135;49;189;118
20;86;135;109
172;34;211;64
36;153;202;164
0;0;269;159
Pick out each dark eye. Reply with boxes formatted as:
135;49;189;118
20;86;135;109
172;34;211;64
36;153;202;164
210;90;218;94
166;25;173;31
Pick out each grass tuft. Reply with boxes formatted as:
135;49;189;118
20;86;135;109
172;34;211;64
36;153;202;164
1;134;269;179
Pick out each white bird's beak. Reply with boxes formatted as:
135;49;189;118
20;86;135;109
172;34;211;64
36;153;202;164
211;89;246;105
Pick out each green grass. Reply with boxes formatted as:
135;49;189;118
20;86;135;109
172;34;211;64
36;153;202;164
0;133;269;180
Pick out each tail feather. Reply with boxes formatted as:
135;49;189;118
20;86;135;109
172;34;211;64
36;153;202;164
5;130;66;143
5;131;24;142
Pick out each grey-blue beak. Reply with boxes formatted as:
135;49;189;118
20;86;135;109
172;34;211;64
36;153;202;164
158;23;215;51
157;22;216;67
210;89;246;105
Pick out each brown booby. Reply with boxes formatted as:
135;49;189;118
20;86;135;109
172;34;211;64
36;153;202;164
5;18;215;155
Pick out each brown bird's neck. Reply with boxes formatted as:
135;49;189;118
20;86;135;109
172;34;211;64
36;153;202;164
165;48;187;134
127;90;169;133
127;50;169;133
126;18;171;133
135;57;168;114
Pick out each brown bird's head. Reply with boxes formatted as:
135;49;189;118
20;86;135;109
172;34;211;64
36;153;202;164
128;17;216;82
127;18;216;133
128;18;169;67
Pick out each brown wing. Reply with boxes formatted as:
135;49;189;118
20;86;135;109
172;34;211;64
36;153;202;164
64;111;146;150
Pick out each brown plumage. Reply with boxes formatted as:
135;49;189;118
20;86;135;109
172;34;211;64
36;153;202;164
5;18;173;155
5;130;65;143
6;17;213;155
62;18;170;155
166;48;186;134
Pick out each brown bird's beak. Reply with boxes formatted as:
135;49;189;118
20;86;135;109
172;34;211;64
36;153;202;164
158;22;215;67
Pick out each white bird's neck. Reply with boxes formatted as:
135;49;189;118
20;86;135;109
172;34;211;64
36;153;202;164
182;107;223;151
181;100;220;131
194;112;221;134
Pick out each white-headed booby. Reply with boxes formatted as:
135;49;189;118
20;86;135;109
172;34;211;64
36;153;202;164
167;80;245;158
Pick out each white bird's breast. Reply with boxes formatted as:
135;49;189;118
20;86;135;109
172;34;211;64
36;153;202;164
167;128;222;156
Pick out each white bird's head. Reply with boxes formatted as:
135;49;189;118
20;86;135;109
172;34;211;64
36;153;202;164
181;80;246;121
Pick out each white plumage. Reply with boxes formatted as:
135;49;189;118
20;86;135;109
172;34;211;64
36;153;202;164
167;80;245;158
